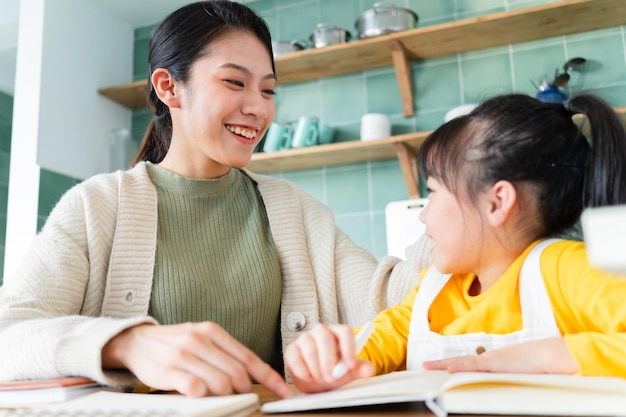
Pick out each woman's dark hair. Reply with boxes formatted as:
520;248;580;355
417;93;626;238
131;0;275;165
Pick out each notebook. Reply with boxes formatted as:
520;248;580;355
0;377;103;407
1;391;259;417
261;369;626;416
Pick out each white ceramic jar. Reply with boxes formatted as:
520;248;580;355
360;113;391;141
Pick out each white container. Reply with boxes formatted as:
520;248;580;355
360;113;391;141
444;104;478;122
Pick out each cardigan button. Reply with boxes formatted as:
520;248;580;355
475;346;486;355
125;291;134;303
286;312;306;331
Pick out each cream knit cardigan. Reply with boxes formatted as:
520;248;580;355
0;162;431;386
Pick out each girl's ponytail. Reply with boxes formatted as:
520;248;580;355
567;95;626;207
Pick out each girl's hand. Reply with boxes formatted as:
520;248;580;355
423;337;579;374
284;323;374;393
102;322;290;398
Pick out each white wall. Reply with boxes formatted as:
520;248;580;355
4;0;134;281
37;0;134;179
0;0;19;95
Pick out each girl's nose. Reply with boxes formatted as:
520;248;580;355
418;204;427;224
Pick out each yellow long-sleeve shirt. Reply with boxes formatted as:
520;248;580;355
359;240;626;377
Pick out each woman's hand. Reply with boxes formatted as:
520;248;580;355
102;322;290;398
423;337;579;374
284;323;374;393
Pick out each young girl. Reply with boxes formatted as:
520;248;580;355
284;93;626;393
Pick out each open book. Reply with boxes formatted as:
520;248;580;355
261;369;626;416
16;391;259;417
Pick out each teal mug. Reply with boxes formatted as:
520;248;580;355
291;117;319;148
263;122;292;152
317;123;336;145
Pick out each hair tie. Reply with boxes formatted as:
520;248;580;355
562;99;583;117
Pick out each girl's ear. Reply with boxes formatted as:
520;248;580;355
151;68;181;109
485;180;517;226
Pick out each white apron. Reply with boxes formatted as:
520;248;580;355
406;239;561;370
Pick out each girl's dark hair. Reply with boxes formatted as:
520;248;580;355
417;93;626;238
131;0;275;165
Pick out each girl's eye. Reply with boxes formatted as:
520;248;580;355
262;89;276;96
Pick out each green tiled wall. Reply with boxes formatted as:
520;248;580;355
0;92;12;285
130;0;626;259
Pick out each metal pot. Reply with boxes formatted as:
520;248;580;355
355;2;418;39
271;39;307;57
310;23;351;48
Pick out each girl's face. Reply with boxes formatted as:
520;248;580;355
419;177;483;274
164;30;276;178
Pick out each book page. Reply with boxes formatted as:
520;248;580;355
440;380;626;416
443;371;626;394
261;369;451;413
437;372;626;416
34;391;259;417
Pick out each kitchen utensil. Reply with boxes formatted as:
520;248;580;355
564;57;587;73
552;73;570;88
310;23;351;48
355;2;418;39
536;86;567;103
535;57;587;103
550;57;587;88
360;113;391;141
271;39;307;57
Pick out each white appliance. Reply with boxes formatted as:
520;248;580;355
385;198;428;260
581;205;626;275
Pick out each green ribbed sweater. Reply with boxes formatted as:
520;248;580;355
146;163;282;371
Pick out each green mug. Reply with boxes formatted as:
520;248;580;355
263;122;292;152
291;117;319;148
317;123;336;145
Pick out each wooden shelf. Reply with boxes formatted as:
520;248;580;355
98;0;626;112
248;131;429;173
249;131;429;199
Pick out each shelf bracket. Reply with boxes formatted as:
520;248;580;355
393;142;420;199
389;40;414;118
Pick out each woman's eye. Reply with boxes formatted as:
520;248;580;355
226;79;244;87
262;89;276;96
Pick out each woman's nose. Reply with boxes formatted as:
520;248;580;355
242;91;271;120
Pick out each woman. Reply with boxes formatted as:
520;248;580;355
0;1;430;398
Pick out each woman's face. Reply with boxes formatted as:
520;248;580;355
164;30;276;178
419;177;483;274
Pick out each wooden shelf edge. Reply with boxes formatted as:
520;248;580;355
98;79;149;110
246;131;431;174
